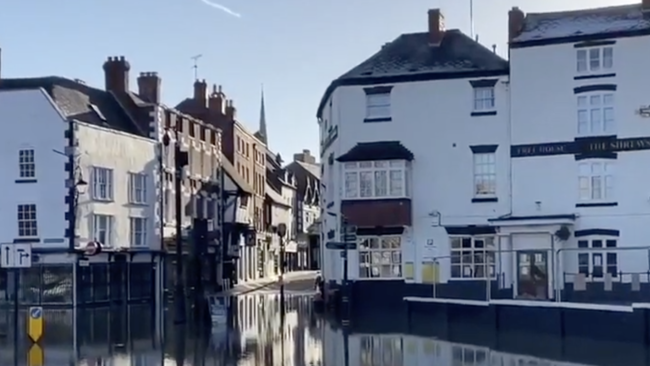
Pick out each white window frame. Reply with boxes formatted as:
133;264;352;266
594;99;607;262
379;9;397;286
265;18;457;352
18;149;36;179
92;214;114;246
449;236;496;280
365;93;391;120
472;153;496;197
577;237;617;280
17;204;38;237
576;46;614;74
128;172;148;204
578;161;614;202
473;87;495;111
577;93;614;136
343;160;407;199
358;236;402;279
130;217;148;247
91;167;114;201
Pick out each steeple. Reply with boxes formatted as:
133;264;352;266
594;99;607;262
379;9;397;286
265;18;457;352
256;85;268;144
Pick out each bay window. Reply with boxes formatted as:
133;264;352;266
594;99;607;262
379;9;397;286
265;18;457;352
343;160;407;199
578;161;614;202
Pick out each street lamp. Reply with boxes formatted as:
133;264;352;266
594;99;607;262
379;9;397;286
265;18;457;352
162;128;189;324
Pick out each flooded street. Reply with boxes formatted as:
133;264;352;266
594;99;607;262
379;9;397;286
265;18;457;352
0;292;648;365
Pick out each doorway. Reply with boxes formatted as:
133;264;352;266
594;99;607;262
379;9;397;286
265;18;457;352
516;251;549;300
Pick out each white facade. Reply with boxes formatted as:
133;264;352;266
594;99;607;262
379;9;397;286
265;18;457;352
319;74;510;283
0;89;69;251
506;21;650;290
75;122;159;252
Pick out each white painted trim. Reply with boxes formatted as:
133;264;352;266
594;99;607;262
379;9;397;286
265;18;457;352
403;297;635;312
403;297;489;306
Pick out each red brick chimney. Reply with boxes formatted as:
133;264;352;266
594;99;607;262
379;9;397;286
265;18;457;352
208;84;226;115
193;79;207;107
103;56;130;93
137;72;161;104
225;99;236;120
428;9;445;45
508;7;525;43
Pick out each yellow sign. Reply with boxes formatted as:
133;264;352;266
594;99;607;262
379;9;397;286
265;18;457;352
28;344;43;366
27;306;43;343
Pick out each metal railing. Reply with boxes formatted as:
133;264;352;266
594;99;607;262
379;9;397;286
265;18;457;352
418;245;650;303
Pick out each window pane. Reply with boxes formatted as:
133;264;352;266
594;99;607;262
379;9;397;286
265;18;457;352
344;172;358;198
389;170;403;196
374;170;388;197
576;50;587;72
359;172;373;197
589;48;600;70
603;47;613;69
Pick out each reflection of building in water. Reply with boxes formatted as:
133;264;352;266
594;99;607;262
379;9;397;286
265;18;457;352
234;293;323;366
324;332;589;366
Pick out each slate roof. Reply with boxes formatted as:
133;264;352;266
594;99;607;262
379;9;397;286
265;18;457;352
337;141;414;162
513;4;650;43
0;77;143;136
317;29;508;118
295;161;320;179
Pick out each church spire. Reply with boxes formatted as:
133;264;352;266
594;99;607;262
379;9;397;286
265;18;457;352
256;85;268;144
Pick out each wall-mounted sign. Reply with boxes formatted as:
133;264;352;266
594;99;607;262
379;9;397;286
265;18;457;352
637;106;650;117
511;136;650;158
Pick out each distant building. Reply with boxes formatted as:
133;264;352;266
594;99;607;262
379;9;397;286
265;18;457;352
176;81;266;283
284;149;321;270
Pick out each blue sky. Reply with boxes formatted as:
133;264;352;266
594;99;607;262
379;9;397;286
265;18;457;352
0;0;631;161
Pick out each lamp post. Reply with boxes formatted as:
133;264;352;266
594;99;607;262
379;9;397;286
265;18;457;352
162;128;189;324
277;222;287;366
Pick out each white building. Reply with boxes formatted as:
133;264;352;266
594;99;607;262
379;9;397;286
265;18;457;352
0;77;162;307
265;166;298;275
317;8;509;302
319;1;650;305
496;1;650;302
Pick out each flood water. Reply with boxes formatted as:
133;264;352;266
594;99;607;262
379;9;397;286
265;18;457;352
0;292;648;365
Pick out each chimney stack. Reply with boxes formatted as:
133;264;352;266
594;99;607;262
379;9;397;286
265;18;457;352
428;9;445;45
508;7;525;43
103;56;131;93
225;99;236;120
644;0;650;10
193;79;207;107
208;84;226;115
137;72;161;104
293;149;316;164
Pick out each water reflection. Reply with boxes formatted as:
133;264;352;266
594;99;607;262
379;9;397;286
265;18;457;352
1;296;647;365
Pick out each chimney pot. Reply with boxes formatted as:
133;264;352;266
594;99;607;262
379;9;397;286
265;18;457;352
508;6;526;43
103;55;131;93
428;9;445;45
137;71;161;104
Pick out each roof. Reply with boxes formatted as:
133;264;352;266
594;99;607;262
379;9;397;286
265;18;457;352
0;77;143;136
512;4;650;45
337;141;414;162
265;184;290;208
317;29;508;118
295;161;320;179
222;158;254;195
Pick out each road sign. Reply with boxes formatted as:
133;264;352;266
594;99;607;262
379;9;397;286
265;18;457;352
1;243;32;268
28;306;43;342
326;241;357;250
340;225;357;243
27;344;43;366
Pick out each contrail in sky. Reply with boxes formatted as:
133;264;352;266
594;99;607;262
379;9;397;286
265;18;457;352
199;0;241;17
